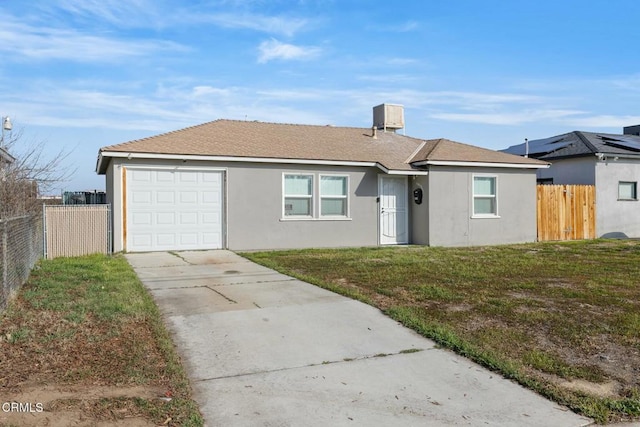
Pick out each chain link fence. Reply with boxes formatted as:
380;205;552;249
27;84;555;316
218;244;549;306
0;214;43;312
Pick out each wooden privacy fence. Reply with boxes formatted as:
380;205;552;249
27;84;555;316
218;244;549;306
43;205;112;259
537;185;596;241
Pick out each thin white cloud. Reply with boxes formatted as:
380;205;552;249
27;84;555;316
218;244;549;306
430;110;585;126
424;91;544;106
36;1;311;36
199;13;310;37
0;19;185;62
191;86;235;98
257;39;321;63
563;115;640;128
396;21;419;32
368;20;419;33
356;74;419;84
610;74;640;92
52;0;160;27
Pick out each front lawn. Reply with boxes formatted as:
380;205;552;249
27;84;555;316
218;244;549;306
243;240;640;424
0;254;203;426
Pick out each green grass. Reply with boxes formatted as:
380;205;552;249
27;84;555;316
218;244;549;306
242;240;640;424
0;254;204;426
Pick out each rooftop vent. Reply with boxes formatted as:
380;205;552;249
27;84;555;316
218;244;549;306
623;125;640;136
373;103;404;132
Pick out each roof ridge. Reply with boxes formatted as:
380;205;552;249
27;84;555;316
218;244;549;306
405;140;428;163
574;131;599;154
216;118;375;131
425;138;447;159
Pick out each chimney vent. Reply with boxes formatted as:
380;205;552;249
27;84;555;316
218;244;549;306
373;103;404;133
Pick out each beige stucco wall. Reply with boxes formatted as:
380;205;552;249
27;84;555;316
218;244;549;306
425;166;538;246
105;158;381;251
409;175;429;245
538;156;595;184
225;162;380;250
102;157;540;251
595;158;640;238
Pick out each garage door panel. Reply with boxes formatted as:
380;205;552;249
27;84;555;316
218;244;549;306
126;169;224;252
156;212;175;225
156;234;176;246
132;234;152;249
202;212;220;224
179;212;198;224
157;171;175;182
202;172;219;182
179;171;198;183
179;233;198;245
132;212;152;225
132;191;152;204
156;191;175;203
202;191;220;204
202;232;220;245
131;170;152;181
180;191;198;204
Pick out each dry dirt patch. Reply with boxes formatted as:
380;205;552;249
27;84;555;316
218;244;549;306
0;384;161;426
0;254;202;426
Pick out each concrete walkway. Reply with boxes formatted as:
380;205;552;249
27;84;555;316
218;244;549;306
126;250;593;427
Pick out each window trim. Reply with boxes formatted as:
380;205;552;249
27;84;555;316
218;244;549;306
319;174;350;218
618;181;638;201
282;173;314;218
472;174;500;218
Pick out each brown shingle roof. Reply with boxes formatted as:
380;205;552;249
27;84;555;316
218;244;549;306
98;119;547;173
410;138;547;165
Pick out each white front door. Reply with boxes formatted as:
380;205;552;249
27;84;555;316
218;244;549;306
379;175;408;244
126;168;224;252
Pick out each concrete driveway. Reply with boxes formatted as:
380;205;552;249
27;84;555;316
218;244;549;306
126;250;592;427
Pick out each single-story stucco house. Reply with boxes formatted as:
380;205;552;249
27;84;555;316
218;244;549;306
502;127;640;238
96;104;548;252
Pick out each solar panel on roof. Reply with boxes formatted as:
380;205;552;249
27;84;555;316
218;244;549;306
600;135;640;152
526;136;572;155
503;135;572;156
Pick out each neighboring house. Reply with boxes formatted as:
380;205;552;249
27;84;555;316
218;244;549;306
502;127;640;238
96;104;547;252
0;146;15;165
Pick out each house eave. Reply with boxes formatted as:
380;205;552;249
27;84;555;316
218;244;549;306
411;160;549;169
375;163;429;175
96;150;433;176
97;151;381;174
596;152;640;161
0;147;15;164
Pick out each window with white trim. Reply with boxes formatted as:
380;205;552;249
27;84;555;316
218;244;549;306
320;175;348;217
618;181;637;201
473;176;497;216
284;174;313;216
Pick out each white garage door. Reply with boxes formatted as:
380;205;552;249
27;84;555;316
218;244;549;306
126;168;224;252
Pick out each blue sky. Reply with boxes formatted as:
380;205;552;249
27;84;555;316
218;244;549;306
2;0;640;194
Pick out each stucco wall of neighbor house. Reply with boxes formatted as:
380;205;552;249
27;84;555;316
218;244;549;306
224;162;380;250
410;175;429;245
537;156;595;184
426;166;538;247
105;158;381;251
595;159;640;238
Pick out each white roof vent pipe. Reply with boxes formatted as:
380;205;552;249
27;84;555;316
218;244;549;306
373;104;404;134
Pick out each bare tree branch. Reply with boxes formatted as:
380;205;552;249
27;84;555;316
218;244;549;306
0;125;75;218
